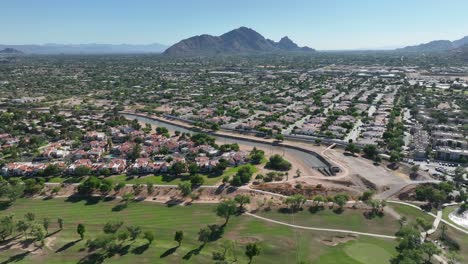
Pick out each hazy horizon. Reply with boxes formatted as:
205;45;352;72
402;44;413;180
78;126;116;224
2;0;468;50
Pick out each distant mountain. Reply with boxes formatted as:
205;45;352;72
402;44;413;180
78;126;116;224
452;36;468;48
0;48;23;54
452;44;468;62
397;35;468;52
0;43;168;54
164;27;315;56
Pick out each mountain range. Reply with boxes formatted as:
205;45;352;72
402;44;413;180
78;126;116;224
163;27;315;56
0;48;23;54
1;30;467;56
0;43;168;54
397;36;468;52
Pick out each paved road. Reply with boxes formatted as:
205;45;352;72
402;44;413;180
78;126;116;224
245;212;396;239
283;114;310;135
344;119;363;142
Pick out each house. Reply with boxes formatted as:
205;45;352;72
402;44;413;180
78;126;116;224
221;151;248;166
131;158;155;174
2;162;47;177
67;159;93;174
103;159;127;174
85;131;107;141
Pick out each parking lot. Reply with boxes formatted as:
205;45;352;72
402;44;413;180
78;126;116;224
404;159;463;180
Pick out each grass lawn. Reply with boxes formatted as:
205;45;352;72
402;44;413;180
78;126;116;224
46;176;85;184
254;206;400;236
45;164;260;187
220;163;259;178
0;198;397;264
344;242;394;263
388;203;434;223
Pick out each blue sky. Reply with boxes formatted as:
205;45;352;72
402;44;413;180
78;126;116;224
2;0;468;50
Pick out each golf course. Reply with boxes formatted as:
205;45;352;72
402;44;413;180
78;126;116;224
0;197;400;264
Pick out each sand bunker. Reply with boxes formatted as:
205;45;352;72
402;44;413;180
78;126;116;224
448;209;468;230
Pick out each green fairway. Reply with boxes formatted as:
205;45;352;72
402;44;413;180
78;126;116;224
0;198;397;264
344;243;394;263
388;203;433;223
311;238;396;264
254;206;400;235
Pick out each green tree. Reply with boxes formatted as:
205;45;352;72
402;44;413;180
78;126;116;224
25;212;35;222
249;147;265;165
284;194;307;213
410;165;420;178
190;174;205;187
421;242;440;262
234;194;251;212
23;178;45;196
274;134;284;141
16;220;29;238
77;176;101;194
178;181;192;196
188;163;199;175
143;231;154;244
333;194;349;209
43;218;50;234
99;179;114;194
198;227;211;245
391;225;425;264
265;154;292;171
122;192;135;205
0;215;14;241
129;143;142;162
345;143;360;155
389;151;401;163
146;182;154;195
43;164;63;176
174;230;184;247
156;126;169;135
0;179;25;204
127;225;141;240
362;144;378;159
215;199;237;226
74;165;91;177
117;229;129;242
171;161;186;176
103;220;123;234
245;243;261;264
447;250;462;264
30;224;46;247
58;218;63;230
114;182;126;192
77;223;85;240
360;190;374;201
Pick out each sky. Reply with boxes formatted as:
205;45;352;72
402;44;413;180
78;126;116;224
2;0;468;50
